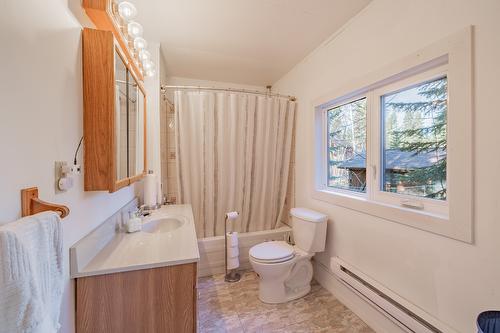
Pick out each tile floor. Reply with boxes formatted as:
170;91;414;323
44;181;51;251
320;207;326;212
197;271;375;333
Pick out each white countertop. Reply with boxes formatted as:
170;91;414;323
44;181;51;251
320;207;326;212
70;205;200;278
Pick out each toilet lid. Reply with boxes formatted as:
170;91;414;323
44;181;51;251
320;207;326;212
249;241;295;262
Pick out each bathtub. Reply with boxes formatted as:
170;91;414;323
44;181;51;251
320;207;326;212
197;226;292;277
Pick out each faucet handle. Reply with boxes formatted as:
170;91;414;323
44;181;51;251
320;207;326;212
136;205;150;217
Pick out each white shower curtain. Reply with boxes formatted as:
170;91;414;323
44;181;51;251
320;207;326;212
174;90;295;237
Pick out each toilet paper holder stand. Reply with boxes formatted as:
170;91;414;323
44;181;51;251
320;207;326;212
224;212;241;283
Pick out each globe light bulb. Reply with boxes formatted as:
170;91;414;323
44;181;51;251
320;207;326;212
142;59;155;71
138;49;151;62
118;1;137;22
145;68;156;77
127;21;143;39
133;37;147;50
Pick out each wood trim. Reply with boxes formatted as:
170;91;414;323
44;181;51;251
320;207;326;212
21;187;69;218
83;28;115;191
76;264;197;333
127;174;144;185
82;0;108;12
110;178;130;193
82;0;144;81
193;263;197;333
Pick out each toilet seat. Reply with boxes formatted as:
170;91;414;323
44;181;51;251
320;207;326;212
249;241;295;264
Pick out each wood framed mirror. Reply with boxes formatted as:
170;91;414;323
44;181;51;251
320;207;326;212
83;28;147;192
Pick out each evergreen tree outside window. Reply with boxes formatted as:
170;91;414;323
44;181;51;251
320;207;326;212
381;77;447;200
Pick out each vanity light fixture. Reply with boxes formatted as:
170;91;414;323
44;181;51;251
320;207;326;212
127;21;143;39
133;37;147;51
138;49;151;62
142;58;156;77
106;1;155;80
118;1;137;22
142;59;155;71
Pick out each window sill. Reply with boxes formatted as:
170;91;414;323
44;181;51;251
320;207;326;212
312;188;470;243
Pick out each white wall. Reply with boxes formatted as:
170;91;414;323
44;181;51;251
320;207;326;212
0;1;145;332
273;0;500;332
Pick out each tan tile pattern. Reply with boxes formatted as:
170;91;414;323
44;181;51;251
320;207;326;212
160;101;178;204
197;271;374;333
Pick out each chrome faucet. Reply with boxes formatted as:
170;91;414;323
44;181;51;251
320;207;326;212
136;205;151;218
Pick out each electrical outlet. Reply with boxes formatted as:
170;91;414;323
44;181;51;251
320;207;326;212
55;161;67;193
70;164;81;174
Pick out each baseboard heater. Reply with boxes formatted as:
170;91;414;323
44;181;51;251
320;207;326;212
330;257;457;333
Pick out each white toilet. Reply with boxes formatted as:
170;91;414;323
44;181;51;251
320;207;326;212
249;208;328;303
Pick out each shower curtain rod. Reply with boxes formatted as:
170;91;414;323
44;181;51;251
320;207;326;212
160;85;296;101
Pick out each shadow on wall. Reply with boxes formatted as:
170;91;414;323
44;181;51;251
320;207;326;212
67;0;93;27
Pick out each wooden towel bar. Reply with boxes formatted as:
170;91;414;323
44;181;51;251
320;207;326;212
21;187;70;218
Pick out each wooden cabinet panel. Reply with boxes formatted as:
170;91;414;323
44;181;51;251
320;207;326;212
82;28;115;191
76;263;197;333
82;28;147;193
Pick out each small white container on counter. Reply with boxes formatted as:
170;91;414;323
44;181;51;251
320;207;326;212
126;211;142;233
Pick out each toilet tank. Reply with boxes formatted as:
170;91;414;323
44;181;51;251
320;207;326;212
290;208;328;253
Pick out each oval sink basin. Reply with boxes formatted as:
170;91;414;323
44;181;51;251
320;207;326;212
142;218;184;234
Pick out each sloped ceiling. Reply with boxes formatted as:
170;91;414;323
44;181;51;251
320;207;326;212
135;0;371;85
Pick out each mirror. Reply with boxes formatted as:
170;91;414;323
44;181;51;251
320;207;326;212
115;49;128;182
114;48;146;183
128;72;138;177
127;72;145;178
136;88;145;175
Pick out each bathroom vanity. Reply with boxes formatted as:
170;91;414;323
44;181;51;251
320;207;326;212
70;204;200;333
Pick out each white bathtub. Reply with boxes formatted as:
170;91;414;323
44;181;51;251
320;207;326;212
197;226;292;277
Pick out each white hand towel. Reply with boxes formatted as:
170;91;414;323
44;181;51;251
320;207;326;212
0;211;64;333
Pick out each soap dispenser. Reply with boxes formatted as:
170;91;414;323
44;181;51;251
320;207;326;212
126;210;142;233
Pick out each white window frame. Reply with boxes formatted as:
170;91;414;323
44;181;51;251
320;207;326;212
323;95;369;197
371;65;449;217
312;27;473;242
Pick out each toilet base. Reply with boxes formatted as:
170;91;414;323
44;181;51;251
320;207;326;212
257;277;312;304
259;283;311;304
285;283;311;302
253;256;314;304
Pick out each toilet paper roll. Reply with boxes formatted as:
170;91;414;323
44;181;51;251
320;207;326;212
226;211;239;220
226;232;238;247
144;172;157;207
227;245;239;258
227;257;239;270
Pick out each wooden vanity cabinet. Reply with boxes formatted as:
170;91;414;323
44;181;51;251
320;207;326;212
82;28;147;193
75;263;197;333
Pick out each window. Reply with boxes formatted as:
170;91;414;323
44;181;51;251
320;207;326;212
381;76;447;201
319;67;449;214
312;27;473;242
327;98;367;193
